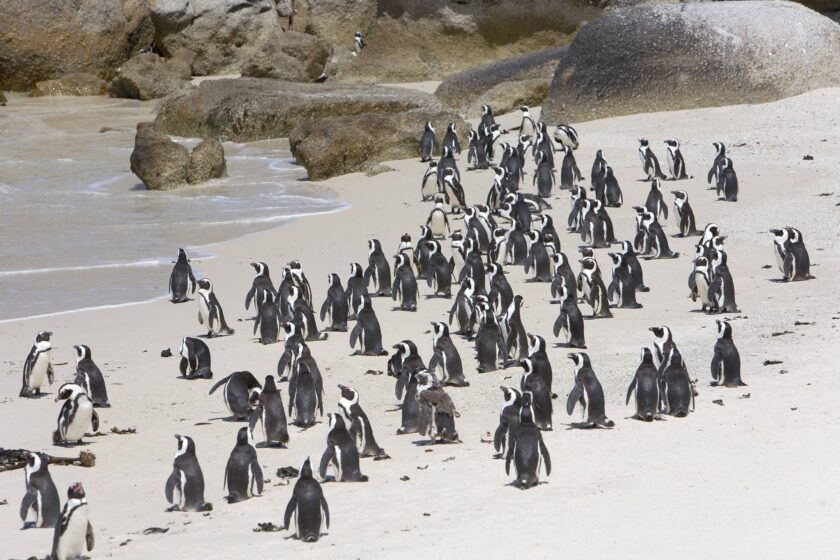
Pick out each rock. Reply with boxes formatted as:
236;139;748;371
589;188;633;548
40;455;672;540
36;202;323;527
435;47;563;114
540;2;840;123
472;78;552;118
299;0;377;47
827;9;840;22
129;122;226;190
29;73;109;97
240;31;331;82
0;0;151;91
109;53;191;100
289;109;466;180
155;77;445;142
0;92;6;106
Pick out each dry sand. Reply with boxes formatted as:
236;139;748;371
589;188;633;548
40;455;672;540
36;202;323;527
2;88;839;559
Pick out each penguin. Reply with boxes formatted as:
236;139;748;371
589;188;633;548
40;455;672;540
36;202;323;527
253;291;282;344
288;343;324;428
559;145;582;189
448;277;477;336
645;179;668;221
196;278;235;337
688;256;714;312
345;262;369;320
639;138;666;180
672;190;700;237
475;303;507;373
617;240;649;292
391;253;419;311
441;167;466;213
579;199;610;249
350;295;388;356
224;427;263;502
20;330;55;397
649;326;680;373
249;375;289;446
523;231;552;282
353;31;366;53
50;482;94;560
53;383;99;446
486;263;514;314
487;226;507;264
287;260;313;306
438;145;461;186
421;160;440;201
664;138;689;180
536;214;561;254
338;384;387;458
578;257;612;318
661;349;694;417
414;226;434;277
519;106;537;138
500;194;532;234
711;320;746;388
550;253;577;302
590;149;607;189
364;239;392;297
276;321;304;380
165;435;211;512
169;248;196;303
428;321;469;387
707;142;726;186
288;285;327;341
395;372;423;436
480;104;497;132
641;212;679;259
178;336;213;379
505;393;551;489
245;261;275;312
319;413;369;482
464;205;494;252
416;371;460;443
565;353;614;428
493;386;521;456
72;345;109;408
520;359;553;430
457;237;486;293
607;252;643;309
770;227;812;281
567;185;587;232
467;129;489;170
425;240;453;298
716;157;738;201
442;122;460;154
284;458;330;542
553;124;579;150
19;451;60;528
419;121;437;162
532;150;555;199
276;267;296;320
398;233;418;276
208;371;262;421
601;166;623;207
501;143;524;185
320;273;349;331
552;276;586;349
503;295;528;361
708;250;739;313
426;194;451;238
626;348;660;422
390;340;426;380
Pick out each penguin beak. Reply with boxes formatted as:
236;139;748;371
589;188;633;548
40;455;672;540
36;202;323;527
337;384;346;391
566;353;577;360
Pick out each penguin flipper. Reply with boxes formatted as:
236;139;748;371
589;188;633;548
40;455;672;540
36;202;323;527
493;422;507;453
287;372;297;416
318;447;334;480
428;352;440;372
391;276;400;302
283;496;297;530
552;310;567;338
662;203;669;221
47;363;55;385
319;297;330;322
91;409;100;432
189;270;196;294
566;382;584;416
50;511;62;558
168;269;175;297
179;357;189;377
245;287;255;310
711;348;722;383
251;461;264;495
607;280;616;303
626;376;637;405
363;265;374;289
249;405;263;434
208;374;231;395
539;437;552;477
349;323;361;349
253;313;261;335
505;440;515;475
86;521;95;551
165;469;178;506
19;487;37;522
321;496;330;529
394;369;407;401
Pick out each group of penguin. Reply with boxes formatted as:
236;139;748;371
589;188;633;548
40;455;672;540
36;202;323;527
14;103;815;557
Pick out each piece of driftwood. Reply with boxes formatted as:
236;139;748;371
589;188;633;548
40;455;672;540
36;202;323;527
0;449;96;472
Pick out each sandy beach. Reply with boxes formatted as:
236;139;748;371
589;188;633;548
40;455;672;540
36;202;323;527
2;87;840;559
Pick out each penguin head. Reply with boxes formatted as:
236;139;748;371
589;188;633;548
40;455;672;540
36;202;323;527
519;392;535;424
73;344;91;363
520;359;534;376
393;253;407;269
433;194;446;207
666;347;682;368
338;384;359;405
557;276;570;300
527;333;545;355
769;228;786;242
462;276;476;295
447;122;456;133
788;227;802;244
481;104;491;116
35;331;52;342
596;149;604;159
694;256;709;270
299;457;313;479
327;272;340;286
567;352;591;371
537;121;548;134
608;252;622;267
67;482;86;500
263;375;278;394
519;105;529;114
327;412;346;431
640;347;655;365
431;321;449;338
579;257;598;274
672;190;687;201
356;294;373;315
500;386;521;408
649;326;672;346
468;129;477;141
349;262;363;277
578;246;594;259
485;262;501;278
424;121;434;133
281;321;297;338
25;451;48;474
722;157;733;169
650;179;662;191
288;260;303;272
664;139;679;148
177;248;189;263
251;262;268;277
287;285;300;305
605;165;615;177
618;240;633;256
716;320;733;339
419;225;432;240
538;213;552;230
639;138;649;147
174;434;195;457
368;238;382;255
551;252;567;267
702;223;720;243
713;142;725;155
56;383;85;402
197;277;213;292
415;370;437;392
441;145;452;159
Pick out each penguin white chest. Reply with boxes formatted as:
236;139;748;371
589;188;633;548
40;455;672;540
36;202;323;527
198;294;210;324
29;349;51;389
64;399;93;441
56;503;88;560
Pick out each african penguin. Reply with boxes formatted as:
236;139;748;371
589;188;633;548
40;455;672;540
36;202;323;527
284;458;330;542
53;383;99;446
626;348;660;422
320;273;349;331
716;157;738;201
661;349;694;417
672;190;700;237
520;359;553;430
707;142;726;185
428;321;469;387
770;227;812;281
353;31;366;53
420;121;437;162
391;253;419;311
493;386;521;456
442;122;460;154
169;248;196;303
20;330;55;397
338;384;388;458
553;124;579;150
350;295;388;356
245;261;276;312
426;195;451;238
224;427;263;502
505;393;551;489
319;413;369;482
249;375;289;447
165;435;212;512
288;342;324;427
364;239;392;297
638;138;666;180
72;345;109;408
178;336;213;379
416;371;460;443
425;240;453;298
50;482;94;560
253;291;282;344
345;262;369;320
664;138;689;179
566;353;614;428
711;320;746;387
421;160;440;201
196;278;234;336
552;276;586;349
19;451;60;528
208;371;262;421
607;252;643;309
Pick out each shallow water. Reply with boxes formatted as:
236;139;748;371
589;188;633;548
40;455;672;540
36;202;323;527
0;95;347;321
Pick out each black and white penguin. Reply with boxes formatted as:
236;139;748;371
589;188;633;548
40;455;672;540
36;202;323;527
249;376;289;447
438;145;461;186
288;343;324;428
638;138;666;180
524;231;552;282
425;240;453;298
19;451;60;528
671;190;700;237
393;362;424;436
169;248;196;303
196;278;235;337
245;261;275;312
591;149;607;189
448;277;477;336
649;325;680;373
475;303;507;373
716;157;738;201
441;168;466;213
72;345;109;408
566;353;614;428
54;383;99;446
284;458;330;542
607;252;643;309
533;149;556;198
626;348;660;422
254;291;282;344
707;142;726;186
276;322;304;380
421;160;440;201
350;295;388;356
553;124;579;150
641;211;679;259
520;359;553;430
664;138;689;180
503;295;528;361
364;239;392;297
416;371;460;443
287;260;313;306
338;384;387;458
567;186;586;232
711;320;746;388
486;263;514;314
505;393;551;489
536;214;561;255
319;413;369;482
426;195;451;238
480;104;497;132
689;256;714;312
178;337;213;379
398;232;417;276
553;276;586;349
345;262;369;320
353;31;366;53
518;106;537;137
224;427;263;502
645;179;668;222
442;122;460;154
579;199;610;249
708;249;739;313
770;227;812;281
320;273;349;331
661;349;694;417
165;435;211;512
467;129;489;170
20;330;55;397
391;253;418;311
208;371;262;421
493;386;521;455
598;165;623;208
578;257;612;319
288;285;327;342
276;267;296;320
559;145;582;189
50;482;94;560
428;321;469;387
419;121;437;162
617;240;649;292
550;253;577;302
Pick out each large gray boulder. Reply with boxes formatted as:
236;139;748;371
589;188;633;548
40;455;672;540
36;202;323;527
29;73;109;97
154;77;446;141
298;0;377;46
109;53;192;100
540;1;840;123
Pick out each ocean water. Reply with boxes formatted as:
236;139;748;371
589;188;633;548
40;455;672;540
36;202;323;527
0;95;347;321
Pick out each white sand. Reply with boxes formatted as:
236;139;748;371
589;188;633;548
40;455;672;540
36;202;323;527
2;88;839;559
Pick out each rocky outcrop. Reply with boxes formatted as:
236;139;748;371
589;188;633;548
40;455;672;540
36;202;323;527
290;110;465;180
435;47;563;115
0;92;6;106
109;53;191;100
130;122;226;190
155;77;446;141
540;1;840;124
29;73;109;97
297;0;377;47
